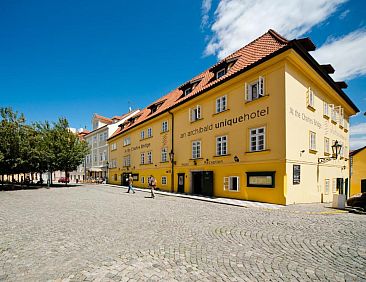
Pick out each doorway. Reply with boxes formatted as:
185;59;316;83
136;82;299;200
178;173;185;193
191;171;214;197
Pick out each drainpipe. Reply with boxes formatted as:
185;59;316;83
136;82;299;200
169;111;174;193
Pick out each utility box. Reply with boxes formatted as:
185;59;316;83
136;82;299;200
332;194;346;209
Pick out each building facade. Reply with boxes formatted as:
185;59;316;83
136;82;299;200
84;111;140;181
350;146;366;196
107;30;358;205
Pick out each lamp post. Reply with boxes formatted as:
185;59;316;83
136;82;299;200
106;161;109;184
169;150;175;193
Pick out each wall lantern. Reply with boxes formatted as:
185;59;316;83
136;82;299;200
169;150;174;162
318;140;342;164
234;156;240;162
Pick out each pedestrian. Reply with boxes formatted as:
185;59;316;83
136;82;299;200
126;174;135;193
149;175;157;199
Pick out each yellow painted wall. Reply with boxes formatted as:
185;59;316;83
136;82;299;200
350;148;366;196
284;51;351;204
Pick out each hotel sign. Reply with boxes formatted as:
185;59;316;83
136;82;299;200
179;107;269;138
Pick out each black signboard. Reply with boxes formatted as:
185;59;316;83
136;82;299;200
293;165;300;185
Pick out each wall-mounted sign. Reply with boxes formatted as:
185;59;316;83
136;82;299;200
179;107;269;138
293;165;300;185
246;171;275;188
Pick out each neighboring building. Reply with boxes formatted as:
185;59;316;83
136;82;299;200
84;111;140;181
350;146;366;196
69;129;90;183
107;29;358;205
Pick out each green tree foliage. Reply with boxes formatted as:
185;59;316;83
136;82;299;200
0;108;89;184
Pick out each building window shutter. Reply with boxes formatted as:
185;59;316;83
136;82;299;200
258;76;264;97
245;82;251;101
224;177;229;191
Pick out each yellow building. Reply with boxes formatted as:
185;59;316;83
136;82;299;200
107;30;359;205
350;146;366;196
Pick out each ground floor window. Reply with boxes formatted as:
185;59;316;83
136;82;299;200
325;179;330;195
224;176;239;191
246;171;275;188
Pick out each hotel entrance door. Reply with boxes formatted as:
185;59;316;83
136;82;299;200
192;171;213;197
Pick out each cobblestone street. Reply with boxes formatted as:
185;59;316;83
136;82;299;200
0;185;365;281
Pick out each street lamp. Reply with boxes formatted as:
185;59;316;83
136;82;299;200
318;140;342;164
106;161;109;184
169;150;174;163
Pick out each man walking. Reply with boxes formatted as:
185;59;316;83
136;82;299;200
126;174;135;194
149;175;157;199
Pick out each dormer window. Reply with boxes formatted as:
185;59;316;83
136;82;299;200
216;68;226;79
184;88;192;96
147;100;166;115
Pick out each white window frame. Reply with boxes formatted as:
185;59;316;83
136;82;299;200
325;179;330;195
123;137;131;146
224;176;240;192
249;127;266;152
147;151;152;164
330;104;336;122
332;178;337;193
141;176;145;184
140;153;145;165
161;147;168;162
324;137;330;154
216;135;228;156
147;128;153;138
323;102;329;117
162;121;168;132
140;130;145;140
192;140;201;159
190;105;201;122
216;68;226;79
245;76;264;102
99;134;103;141
111;143;117;151
161;176;167;185
216;95;227;113
307;87;315;108
309;131;316;151
123;155;131;167
104;132;108;140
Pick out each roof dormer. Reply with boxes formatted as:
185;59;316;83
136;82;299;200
147;99;166;115
178;77;203;98
210;56;239;81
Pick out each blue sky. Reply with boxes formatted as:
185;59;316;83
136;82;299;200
1;0;365;148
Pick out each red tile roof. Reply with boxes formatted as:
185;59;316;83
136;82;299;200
108;29;359;140
94;114;113;124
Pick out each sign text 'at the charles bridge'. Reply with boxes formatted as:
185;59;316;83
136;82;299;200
179;106;269;138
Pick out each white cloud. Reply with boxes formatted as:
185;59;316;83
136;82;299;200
350;122;366;135
312;29;366;80
339;9;350;19
350;122;366;149
201;0;213;29
203;0;347;59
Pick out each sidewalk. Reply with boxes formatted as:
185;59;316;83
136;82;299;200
105;184;283;210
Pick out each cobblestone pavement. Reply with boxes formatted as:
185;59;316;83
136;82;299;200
0;185;365;281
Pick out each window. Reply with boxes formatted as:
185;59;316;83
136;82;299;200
246;171;275;188
307;87;315;108
141;176;145;184
140;153;145;165
249;127;265;152
94;122;98;129
338;107;344;127
216;135;228;156
190;105;201;122
330;104;337;122
93;136;97;143
224;176;239;191
309;131;316;151
140;130;145;140
104;132;108;140
114;174;117;181
162;121;168;132
161;176;167;185
161;147;168;162
111;159;117;168
123;137;131;146
216;95;227;113
123;155;131;167
325;179;330;195
192;140;201;159
332;178;337;193
99;134;103;141
111;143;117;150
324;137;330;154
147;151;152;164
99;153;103;161
94;154;97;162
184;88;192;96
245;77;264;102
323;102;329;117
216;68;226;79
147;128;153;138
